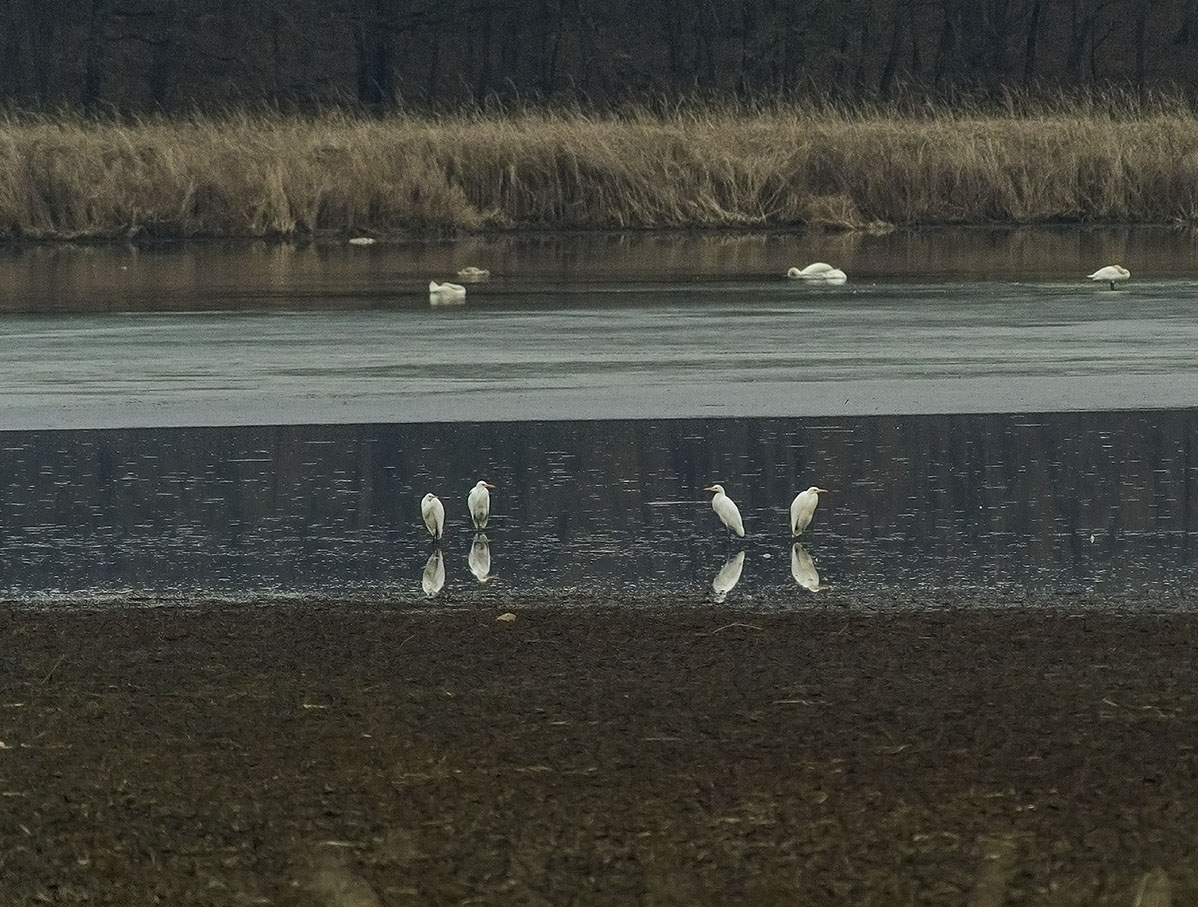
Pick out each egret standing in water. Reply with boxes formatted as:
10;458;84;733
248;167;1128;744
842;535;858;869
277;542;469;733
704;484;745;538
790;486;828;536
420;493;445;540
468;480;496;529
1087;265;1130;289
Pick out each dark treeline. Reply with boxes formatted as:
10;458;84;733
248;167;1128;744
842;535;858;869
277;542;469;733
4;0;1198;113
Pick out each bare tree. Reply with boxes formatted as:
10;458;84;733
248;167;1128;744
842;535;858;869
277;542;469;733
1174;0;1198;41
353;0;397;107
1065;0;1100;82
1021;0;1045;84
878;0;909;97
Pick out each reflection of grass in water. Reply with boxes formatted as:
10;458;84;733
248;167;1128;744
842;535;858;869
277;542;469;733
3;97;1198;240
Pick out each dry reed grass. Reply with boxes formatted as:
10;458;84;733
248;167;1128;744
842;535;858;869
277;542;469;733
1;102;1197;240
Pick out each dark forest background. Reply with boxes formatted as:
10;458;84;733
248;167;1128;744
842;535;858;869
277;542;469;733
3;0;1198;113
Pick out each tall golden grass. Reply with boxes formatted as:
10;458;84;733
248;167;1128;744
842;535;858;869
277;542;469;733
2;101;1198;239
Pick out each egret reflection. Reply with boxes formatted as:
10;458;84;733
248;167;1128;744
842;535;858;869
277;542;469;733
712;551;745;603
468;533;493;583
791;543;820;592
421;549;446;597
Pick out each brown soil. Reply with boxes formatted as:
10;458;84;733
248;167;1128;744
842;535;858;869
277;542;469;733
1;602;1196;906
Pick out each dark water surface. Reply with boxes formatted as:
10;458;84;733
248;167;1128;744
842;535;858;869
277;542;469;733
2;410;1195;606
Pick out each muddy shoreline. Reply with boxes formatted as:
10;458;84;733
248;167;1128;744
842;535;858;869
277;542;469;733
2;601;1196;905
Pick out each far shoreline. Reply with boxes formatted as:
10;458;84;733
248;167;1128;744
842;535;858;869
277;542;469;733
0;220;1189;258
0;220;1190;248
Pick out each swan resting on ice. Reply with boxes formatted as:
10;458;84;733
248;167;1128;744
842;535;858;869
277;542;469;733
1087;265;1130;289
787;263;847;284
429;280;467;304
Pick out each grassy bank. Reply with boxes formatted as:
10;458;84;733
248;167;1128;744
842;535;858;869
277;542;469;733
3;104;1198;240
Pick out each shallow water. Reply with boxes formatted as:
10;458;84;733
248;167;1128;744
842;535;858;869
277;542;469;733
1;229;1195;606
1;229;1197;428
1;411;1195;606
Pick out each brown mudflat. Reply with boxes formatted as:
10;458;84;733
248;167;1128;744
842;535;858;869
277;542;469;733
1;602;1196;906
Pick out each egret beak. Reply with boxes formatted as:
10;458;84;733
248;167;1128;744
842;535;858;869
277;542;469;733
703;485;717;493
815;487;830;493
484;482;496;489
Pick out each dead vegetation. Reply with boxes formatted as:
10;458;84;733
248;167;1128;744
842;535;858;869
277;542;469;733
2;98;1198;240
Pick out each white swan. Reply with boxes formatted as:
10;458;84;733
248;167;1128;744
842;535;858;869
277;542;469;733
787;262;835;279
787;263;847;284
1087;265;1130;289
457;266;490;280
429;280;467;304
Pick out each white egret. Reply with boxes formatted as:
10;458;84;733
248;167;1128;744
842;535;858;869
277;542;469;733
429;280;467;304
704;484;745;538
1087;265;1130;289
790;486;828;536
468;533;493;583
468;480;496;529
420;492;445;540
712;550;745;603
457;266;490;280
347;236;376;245
791;543;820;592
422;549;445;597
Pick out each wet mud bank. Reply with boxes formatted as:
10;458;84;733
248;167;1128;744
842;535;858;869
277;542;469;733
2;600;1196;905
